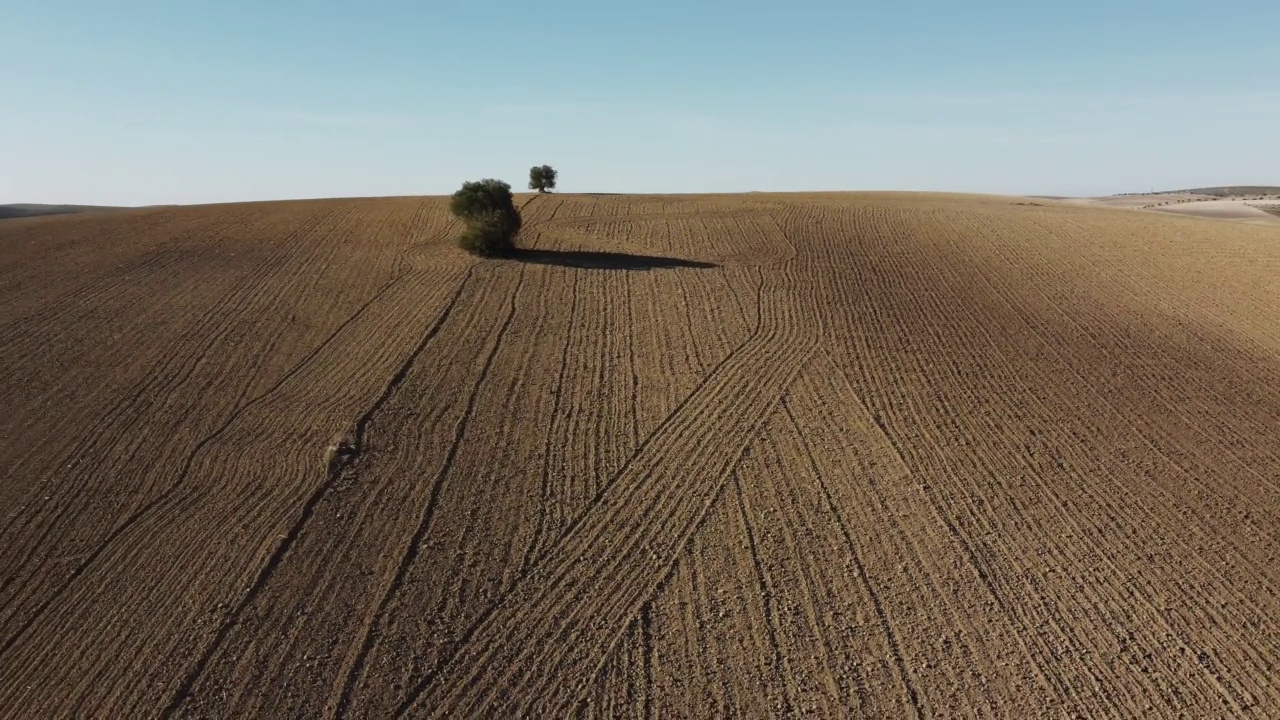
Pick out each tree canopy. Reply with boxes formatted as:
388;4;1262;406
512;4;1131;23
450;179;521;256
529;165;558;193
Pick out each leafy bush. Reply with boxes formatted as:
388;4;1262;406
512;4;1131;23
528;165;558;193
451;179;519;225
451;179;521;256
456;210;517;257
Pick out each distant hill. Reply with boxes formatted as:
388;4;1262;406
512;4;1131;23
1166;186;1280;197
0;204;124;220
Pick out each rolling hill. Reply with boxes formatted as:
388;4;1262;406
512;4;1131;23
1168;186;1280;197
0;204;125;220
2;192;1280;717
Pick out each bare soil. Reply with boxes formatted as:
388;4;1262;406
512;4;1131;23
1063;192;1280;226
1061;192;1217;209
3;193;1280;717
1151;198;1280;225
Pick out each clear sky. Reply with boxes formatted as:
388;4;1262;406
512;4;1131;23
2;1;1277;205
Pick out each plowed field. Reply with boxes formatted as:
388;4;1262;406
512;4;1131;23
3;193;1280;717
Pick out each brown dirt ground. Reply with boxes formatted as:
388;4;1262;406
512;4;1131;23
3;193;1280;717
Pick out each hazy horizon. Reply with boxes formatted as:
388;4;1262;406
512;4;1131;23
3;1;1277;206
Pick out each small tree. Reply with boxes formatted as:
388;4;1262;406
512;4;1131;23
528;165;558;193
451;179;521;256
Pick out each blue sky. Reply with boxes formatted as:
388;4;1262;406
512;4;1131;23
2;1;1277;204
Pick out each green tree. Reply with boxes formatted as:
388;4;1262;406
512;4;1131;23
450;179;521;256
528;165;558;193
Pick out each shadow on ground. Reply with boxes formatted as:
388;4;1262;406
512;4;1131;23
512;249;717;271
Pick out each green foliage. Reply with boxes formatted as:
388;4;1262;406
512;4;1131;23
528;165;558;193
450;179;521;256
451;179;519;225
456;211;517;257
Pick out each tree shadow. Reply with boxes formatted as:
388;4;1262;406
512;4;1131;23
511;249;717;271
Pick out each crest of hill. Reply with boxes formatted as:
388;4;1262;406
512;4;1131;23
0;204;125;220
